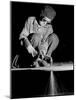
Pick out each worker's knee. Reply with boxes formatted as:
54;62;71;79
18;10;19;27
30;34;41;47
48;33;59;46
52;33;59;44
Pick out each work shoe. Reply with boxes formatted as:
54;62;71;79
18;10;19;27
43;56;53;65
32;57;42;68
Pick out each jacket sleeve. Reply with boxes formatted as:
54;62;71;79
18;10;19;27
19;17;35;40
19;17;35;48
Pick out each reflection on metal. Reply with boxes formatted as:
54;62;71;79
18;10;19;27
11;62;74;96
12;55;19;68
11;63;73;71
50;71;57;95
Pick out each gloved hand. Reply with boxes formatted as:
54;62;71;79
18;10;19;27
39;42;48;58
27;45;38;57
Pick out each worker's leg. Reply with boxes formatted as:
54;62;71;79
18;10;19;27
44;33;59;64
29;34;42;67
46;33;59;57
30;33;41;49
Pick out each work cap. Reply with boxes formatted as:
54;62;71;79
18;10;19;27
40;6;56;20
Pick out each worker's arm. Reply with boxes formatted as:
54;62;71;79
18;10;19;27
19;17;37;57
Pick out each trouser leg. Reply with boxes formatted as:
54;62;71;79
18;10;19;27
30;34;41;50
29;33;59;58
46;33;59;58
29;34;42;67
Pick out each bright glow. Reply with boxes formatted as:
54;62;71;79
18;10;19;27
11;63;73;71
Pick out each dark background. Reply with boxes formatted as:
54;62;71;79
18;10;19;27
11;1;74;65
11;70;74;99
11;2;74;99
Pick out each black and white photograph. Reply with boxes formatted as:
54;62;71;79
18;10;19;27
11;1;74;99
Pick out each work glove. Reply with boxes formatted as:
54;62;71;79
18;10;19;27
27;45;38;57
